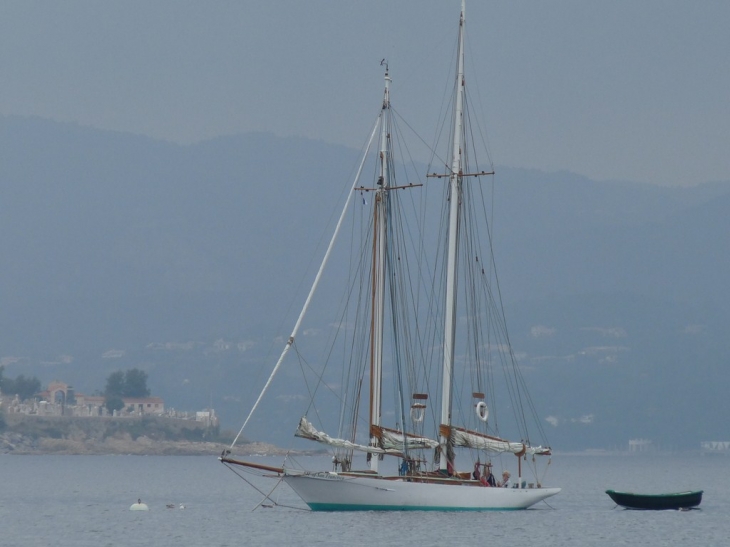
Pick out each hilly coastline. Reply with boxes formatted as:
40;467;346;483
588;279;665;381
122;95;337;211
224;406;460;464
2;117;730;451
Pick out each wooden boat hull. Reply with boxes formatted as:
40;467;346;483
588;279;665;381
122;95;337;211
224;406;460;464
284;472;560;511
605;489;703;510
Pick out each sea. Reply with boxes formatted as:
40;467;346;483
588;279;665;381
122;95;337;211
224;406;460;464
1;452;728;546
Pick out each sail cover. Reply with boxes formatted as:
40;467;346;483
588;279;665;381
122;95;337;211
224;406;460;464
295;416;389;454
445;426;552;456
373;425;440;451
295;417;439;454
296;417;549;456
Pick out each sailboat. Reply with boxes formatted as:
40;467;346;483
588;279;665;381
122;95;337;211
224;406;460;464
221;1;561;511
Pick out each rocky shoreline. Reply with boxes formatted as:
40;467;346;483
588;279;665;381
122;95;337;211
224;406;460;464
0;431;288;456
0;414;291;456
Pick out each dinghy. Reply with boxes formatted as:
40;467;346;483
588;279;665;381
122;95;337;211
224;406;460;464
606;490;702;510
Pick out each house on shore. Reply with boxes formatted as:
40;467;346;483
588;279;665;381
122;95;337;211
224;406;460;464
3;380;216;426
7;381;165;417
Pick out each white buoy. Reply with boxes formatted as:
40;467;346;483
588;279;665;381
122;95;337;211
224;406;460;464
130;499;149;511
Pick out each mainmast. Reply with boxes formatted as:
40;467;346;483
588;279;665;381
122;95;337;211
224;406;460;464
369;64;391;473
439;1;466;473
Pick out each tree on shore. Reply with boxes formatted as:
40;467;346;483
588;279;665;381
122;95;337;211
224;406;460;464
104;368;150;398
123;369;150;398
105;396;125;413
104;371;125;398
0;366;42;401
104;368;151;412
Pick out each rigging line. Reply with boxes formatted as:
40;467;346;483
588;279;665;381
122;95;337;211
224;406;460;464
484;278;528;434
539;457;553;485
293;271;374;443
339;201;375;441
391;107;448;171
464;96;491;183
342;212;375;443
462;171;500;431
385;206;410;455
459;14;495;172
427;24;462;176
386;162;422;400
291;345;327;429
461;184;480;388
385;164;435;406
221;463;305;512
229;114;381;449
425;182;452;430
460;159;521;439
470;167;540;442
337;191;360;443
292;271;370;436
300;216;371;412
393;199;421;435
486;180;500;432
251;476;286;512
463;66;494;169
246;110;393;427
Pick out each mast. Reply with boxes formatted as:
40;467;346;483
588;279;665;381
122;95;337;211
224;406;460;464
369;64;391;473
439;1;466;473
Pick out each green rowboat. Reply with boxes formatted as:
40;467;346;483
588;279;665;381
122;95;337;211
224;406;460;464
606;489;702;510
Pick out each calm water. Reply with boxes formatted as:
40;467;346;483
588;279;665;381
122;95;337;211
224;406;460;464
0;453;728;546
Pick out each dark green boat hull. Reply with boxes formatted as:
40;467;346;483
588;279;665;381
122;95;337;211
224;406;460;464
606;489;702;510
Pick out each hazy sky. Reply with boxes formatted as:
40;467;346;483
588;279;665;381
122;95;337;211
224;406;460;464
2;1;728;186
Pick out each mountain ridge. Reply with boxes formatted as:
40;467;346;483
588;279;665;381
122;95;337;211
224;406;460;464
1;115;729;450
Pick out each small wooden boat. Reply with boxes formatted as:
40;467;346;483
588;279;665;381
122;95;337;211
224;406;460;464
606;489;702;510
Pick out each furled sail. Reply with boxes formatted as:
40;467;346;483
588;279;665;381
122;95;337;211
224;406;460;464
372;425;440;451
295;416;395;455
442;425;552;456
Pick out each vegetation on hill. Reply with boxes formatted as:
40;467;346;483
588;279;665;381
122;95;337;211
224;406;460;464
0;366;41;401
104;368;151;412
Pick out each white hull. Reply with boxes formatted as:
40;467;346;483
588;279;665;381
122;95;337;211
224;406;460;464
284;472;560;511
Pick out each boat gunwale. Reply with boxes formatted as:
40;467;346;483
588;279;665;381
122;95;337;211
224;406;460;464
294;469;558;490
605;489;703;498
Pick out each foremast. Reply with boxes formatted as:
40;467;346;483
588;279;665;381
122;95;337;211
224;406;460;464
439;0;466;474
369;65;391;473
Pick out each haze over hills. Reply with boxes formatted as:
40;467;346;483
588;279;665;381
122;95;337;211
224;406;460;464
1;115;729;451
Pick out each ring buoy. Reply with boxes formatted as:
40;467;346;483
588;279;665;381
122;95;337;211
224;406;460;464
410;405;425;423
475;401;489;422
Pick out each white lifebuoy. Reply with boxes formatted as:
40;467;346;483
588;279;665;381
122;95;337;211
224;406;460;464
410;404;425;423
475;401;489;422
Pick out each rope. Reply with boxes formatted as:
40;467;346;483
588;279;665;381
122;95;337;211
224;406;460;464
221;462;307;512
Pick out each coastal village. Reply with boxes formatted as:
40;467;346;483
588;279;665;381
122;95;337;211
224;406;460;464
0;370;290;456
1;380;218;426
0;373;234;455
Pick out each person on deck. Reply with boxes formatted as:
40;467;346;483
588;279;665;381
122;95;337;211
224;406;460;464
481;466;496;487
499;471;511;487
